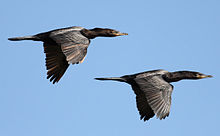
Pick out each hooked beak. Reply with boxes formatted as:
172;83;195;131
197;74;213;79
114;32;128;36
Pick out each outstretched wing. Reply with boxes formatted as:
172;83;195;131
43;42;69;84
49;27;90;64
134;75;173;120
42;27;90;84
131;85;155;121
61;43;88;64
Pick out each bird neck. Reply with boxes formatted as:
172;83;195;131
80;28;111;39
163;71;197;83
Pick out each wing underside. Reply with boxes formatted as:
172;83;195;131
133;75;173;120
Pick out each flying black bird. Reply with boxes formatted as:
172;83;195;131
95;69;212;122
8;26;128;84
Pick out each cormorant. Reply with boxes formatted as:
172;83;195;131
8;26;128;84
95;69;212;122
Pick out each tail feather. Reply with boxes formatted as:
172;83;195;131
8;35;39;41
95;77;126;82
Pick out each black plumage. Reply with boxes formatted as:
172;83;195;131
95;69;212;122
8;26;128;84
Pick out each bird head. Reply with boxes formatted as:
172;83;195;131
179;71;213;79
90;28;128;37
194;72;213;79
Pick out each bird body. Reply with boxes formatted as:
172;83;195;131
95;69;212;121
8;26;128;83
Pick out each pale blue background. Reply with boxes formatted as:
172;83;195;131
1;0;219;136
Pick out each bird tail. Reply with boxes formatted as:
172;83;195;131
8;35;40;41
95;77;126;82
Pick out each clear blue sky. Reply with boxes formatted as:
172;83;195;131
1;0;220;136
